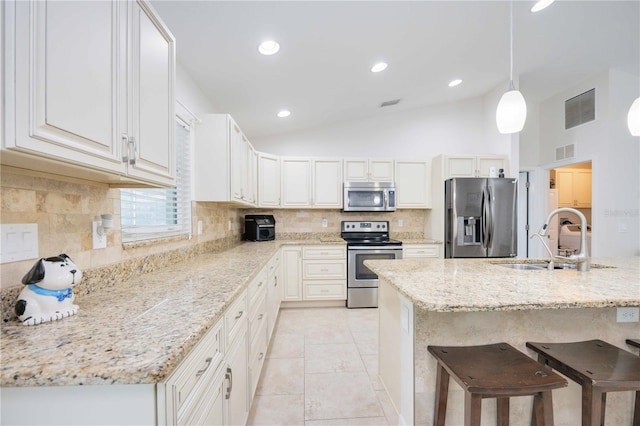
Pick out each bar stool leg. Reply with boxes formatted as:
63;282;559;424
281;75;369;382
633;391;639;426
434;363;450;426
464;392;482;426
496;398;509;426
582;384;604;426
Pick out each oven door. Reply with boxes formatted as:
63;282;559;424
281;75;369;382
347;247;402;288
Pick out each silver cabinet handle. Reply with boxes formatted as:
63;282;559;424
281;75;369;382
274;277;278;287
195;357;212;377
258;313;264;320
128;137;137;165
258;352;264;361
258;281;264;287
225;367;233;399
121;134;129;162
235;310;244;320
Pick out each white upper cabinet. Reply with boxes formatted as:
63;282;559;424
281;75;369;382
556;168;592;208
193;114;256;206
344;158;394;182
258;153;281;207
281;157;342;208
312;158;343;208
394;160;431;208
2;0;175;187
281;158;312;207
444;155;509;178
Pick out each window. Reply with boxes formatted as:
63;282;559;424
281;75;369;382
120;118;192;242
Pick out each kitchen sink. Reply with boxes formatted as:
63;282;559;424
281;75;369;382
492;261;613;271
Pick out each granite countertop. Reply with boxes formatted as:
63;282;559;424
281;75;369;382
0;239;342;388
366;257;640;312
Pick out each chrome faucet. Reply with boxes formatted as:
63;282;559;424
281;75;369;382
533;207;590;272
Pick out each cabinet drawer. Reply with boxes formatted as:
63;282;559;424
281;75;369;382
303;260;346;280
248;269;267;308
303;281;347;300
302;246;345;259
170;319;224;420
249;294;267;349
225;291;247;347
404;245;439;258
249;322;268;399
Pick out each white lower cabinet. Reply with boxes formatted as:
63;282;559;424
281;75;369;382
266;252;282;339
302;246;346;300
403;244;440;258
281;246;303;301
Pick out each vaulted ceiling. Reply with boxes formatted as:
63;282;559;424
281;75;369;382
152;1;640;140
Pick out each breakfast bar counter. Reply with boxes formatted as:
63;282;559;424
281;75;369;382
366;257;640;425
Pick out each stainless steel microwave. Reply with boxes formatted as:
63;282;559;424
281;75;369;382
343;182;396;212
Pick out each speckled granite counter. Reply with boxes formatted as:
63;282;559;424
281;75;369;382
366;257;640;312
0;240;343;388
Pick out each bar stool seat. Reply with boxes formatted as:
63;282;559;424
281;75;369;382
427;342;567;426
526;339;640;426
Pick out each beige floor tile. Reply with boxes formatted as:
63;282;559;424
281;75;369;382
305;342;365;374
268;332;304;359
276;309;306;334
352;330;379;355
247;394;305;426
361;354;384;391
305;323;354;345
305;372;384;421
256;357;305;396
305;417;389;425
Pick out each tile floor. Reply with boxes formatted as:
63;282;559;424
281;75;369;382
247;307;398;425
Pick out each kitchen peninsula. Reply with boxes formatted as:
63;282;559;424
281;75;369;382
367;257;640;425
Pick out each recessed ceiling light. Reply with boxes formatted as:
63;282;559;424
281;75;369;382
531;0;555;13
277;110;291;118
371;62;388;73
448;79;463;87
258;40;280;55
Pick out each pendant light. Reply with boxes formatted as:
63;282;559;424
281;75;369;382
628;96;640;136
496;1;527;134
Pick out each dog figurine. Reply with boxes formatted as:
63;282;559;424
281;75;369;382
15;254;82;326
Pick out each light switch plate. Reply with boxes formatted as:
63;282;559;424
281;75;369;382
0;224;39;264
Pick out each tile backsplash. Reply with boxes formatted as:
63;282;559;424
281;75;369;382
1;166;429;294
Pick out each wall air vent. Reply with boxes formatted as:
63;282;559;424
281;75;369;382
555;143;576;161
565;88;595;129
380;99;401;108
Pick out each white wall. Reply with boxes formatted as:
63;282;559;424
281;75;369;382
253;96;511;159
534;69;640;257
176;62;218;114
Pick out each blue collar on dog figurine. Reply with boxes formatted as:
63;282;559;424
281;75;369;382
27;284;73;302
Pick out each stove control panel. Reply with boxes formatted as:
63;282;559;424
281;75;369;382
341;221;389;232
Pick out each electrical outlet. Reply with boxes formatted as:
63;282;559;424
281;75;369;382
92;221;107;250
616;307;640;323
197;220;203;235
322;218;327;228
398;219;404;227
228;219;232;231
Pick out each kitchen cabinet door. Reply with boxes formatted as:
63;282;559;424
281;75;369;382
476;156;508;178
395;160;431;208
266;252;282;339
281;158;312;207
444;155;508;178
5;0;125;173
126;0;175;186
281;247;302;301
3;0;175;187
225;333;249;426
556;169;591;208
312;158;343;208
573;170;592;207
258;152;281;207
344;158;394;182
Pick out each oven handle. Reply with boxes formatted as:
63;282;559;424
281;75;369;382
347;246;403;251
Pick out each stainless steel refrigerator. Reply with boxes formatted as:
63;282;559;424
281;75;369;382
445;178;518;258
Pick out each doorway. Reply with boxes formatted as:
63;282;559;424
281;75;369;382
548;161;592;256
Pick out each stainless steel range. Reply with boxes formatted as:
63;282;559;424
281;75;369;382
341;220;403;308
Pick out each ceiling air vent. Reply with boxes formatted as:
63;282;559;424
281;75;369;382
555;143;576;161
380;99;401;108
565;88;595;129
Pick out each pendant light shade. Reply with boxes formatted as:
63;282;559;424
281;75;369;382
496;87;527;134
496;0;527;134
628;96;640;136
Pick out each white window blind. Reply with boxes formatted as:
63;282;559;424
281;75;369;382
120;119;192;242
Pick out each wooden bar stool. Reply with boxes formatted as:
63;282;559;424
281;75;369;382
526;339;640;426
427;342;567;426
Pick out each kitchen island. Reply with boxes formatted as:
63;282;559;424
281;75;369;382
366;257;640;425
